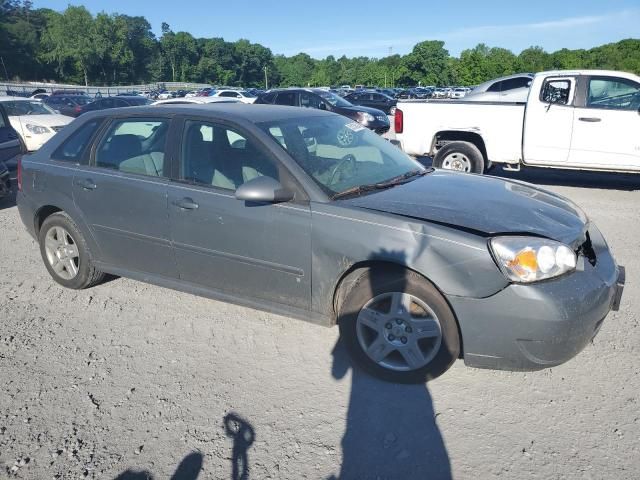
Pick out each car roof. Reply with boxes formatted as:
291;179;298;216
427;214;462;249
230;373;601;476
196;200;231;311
82;103;335;123
534;69;640;81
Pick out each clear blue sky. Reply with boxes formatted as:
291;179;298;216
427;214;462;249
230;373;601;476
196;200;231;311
35;0;640;58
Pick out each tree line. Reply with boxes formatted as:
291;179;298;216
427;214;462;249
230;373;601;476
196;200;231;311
1;1;639;88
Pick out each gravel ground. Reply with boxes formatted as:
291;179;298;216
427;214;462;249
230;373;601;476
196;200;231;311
0;167;638;480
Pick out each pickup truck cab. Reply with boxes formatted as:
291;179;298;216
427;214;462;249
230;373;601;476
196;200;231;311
394;70;640;174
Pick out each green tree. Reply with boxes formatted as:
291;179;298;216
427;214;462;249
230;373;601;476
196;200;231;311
402;40;451;85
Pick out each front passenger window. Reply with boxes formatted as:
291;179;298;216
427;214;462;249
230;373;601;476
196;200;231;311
587;78;640;110
180;120;279;191
95;119;168;177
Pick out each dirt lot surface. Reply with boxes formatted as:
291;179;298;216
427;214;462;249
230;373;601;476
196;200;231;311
0;166;638;480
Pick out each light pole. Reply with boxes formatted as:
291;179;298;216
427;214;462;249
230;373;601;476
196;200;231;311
264;66;268;90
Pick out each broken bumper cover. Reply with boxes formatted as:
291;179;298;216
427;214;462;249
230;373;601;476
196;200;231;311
448;224;624;371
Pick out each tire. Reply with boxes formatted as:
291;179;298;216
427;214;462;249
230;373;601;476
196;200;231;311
433;141;485;174
39;212;105;289
337;268;460;384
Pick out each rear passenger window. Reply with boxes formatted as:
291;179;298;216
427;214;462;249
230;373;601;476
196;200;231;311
260;92;277;104
51;120;101;162
487;81;502;92
95;119;169;177
275;92;296;106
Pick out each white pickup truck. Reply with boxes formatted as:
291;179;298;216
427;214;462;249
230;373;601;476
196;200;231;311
394;70;640;174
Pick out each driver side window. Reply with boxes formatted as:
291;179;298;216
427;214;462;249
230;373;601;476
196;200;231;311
540;79;572;105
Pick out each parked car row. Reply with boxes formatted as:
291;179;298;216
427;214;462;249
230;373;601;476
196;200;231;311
255;88;391;133
0;84;393;154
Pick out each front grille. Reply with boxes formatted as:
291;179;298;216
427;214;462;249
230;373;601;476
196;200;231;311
51;126;65;132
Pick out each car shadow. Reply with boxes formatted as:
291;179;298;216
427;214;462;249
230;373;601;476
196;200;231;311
488;166;640;191
414;156;640;191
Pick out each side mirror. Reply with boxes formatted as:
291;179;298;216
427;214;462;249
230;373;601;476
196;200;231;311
318;103;327;111
235;176;293;204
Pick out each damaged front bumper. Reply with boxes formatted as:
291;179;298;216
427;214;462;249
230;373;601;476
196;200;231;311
448;223;625;371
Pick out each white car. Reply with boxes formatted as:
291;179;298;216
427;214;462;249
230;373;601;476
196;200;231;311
184;91;199;98
451;88;468;99
432;88;448;99
151;97;241;106
0;96;72;151
464;73;533;102
211;89;257;104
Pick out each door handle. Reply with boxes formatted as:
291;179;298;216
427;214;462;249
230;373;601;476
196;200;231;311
74;178;97;190
578;117;601;122
172;197;199;210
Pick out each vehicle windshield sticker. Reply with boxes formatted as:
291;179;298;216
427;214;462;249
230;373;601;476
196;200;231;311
345;122;365;132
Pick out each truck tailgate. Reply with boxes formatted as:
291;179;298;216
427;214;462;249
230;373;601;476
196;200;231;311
396;100;526;164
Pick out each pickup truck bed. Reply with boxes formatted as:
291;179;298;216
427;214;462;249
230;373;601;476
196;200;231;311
397;99;524;165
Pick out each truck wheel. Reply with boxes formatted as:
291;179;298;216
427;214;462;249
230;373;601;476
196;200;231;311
433;141;485;174
337;268;460;384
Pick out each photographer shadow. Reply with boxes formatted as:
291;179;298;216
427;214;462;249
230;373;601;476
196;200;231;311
330;339;451;479
330;252;451;479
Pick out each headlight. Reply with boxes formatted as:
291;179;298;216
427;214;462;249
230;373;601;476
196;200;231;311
358;112;375;122
25;124;51;134
489;236;577;283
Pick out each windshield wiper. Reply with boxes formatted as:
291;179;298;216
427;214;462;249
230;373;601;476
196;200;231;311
331;168;431;200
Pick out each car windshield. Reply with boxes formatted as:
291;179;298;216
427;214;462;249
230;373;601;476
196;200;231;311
315;90;352;108
2;100;56;116
258;115;425;197
240;91;257;98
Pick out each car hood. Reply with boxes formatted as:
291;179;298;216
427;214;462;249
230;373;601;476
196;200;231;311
335;104;387;117
340;170;588;246
12;114;72;128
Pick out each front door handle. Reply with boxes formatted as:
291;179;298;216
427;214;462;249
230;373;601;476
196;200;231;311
74;178;97;190
578;117;601;122
172;197;199;210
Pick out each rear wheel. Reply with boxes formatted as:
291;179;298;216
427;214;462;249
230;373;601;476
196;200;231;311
433;141;485;174
39;212;105;289
338;268;460;383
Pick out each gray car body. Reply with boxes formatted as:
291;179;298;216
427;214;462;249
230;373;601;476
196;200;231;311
16;104;622;371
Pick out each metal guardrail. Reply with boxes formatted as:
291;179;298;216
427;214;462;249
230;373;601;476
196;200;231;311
0;81;213;97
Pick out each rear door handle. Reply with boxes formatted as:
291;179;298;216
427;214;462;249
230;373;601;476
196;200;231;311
74;178;97;190
172;197;199;210
578;117;601;122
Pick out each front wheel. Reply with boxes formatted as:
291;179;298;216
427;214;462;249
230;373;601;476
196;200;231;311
338;268;460;383
433;141;485;174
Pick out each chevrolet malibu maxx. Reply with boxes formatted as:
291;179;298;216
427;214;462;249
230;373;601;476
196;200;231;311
16;104;625;383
